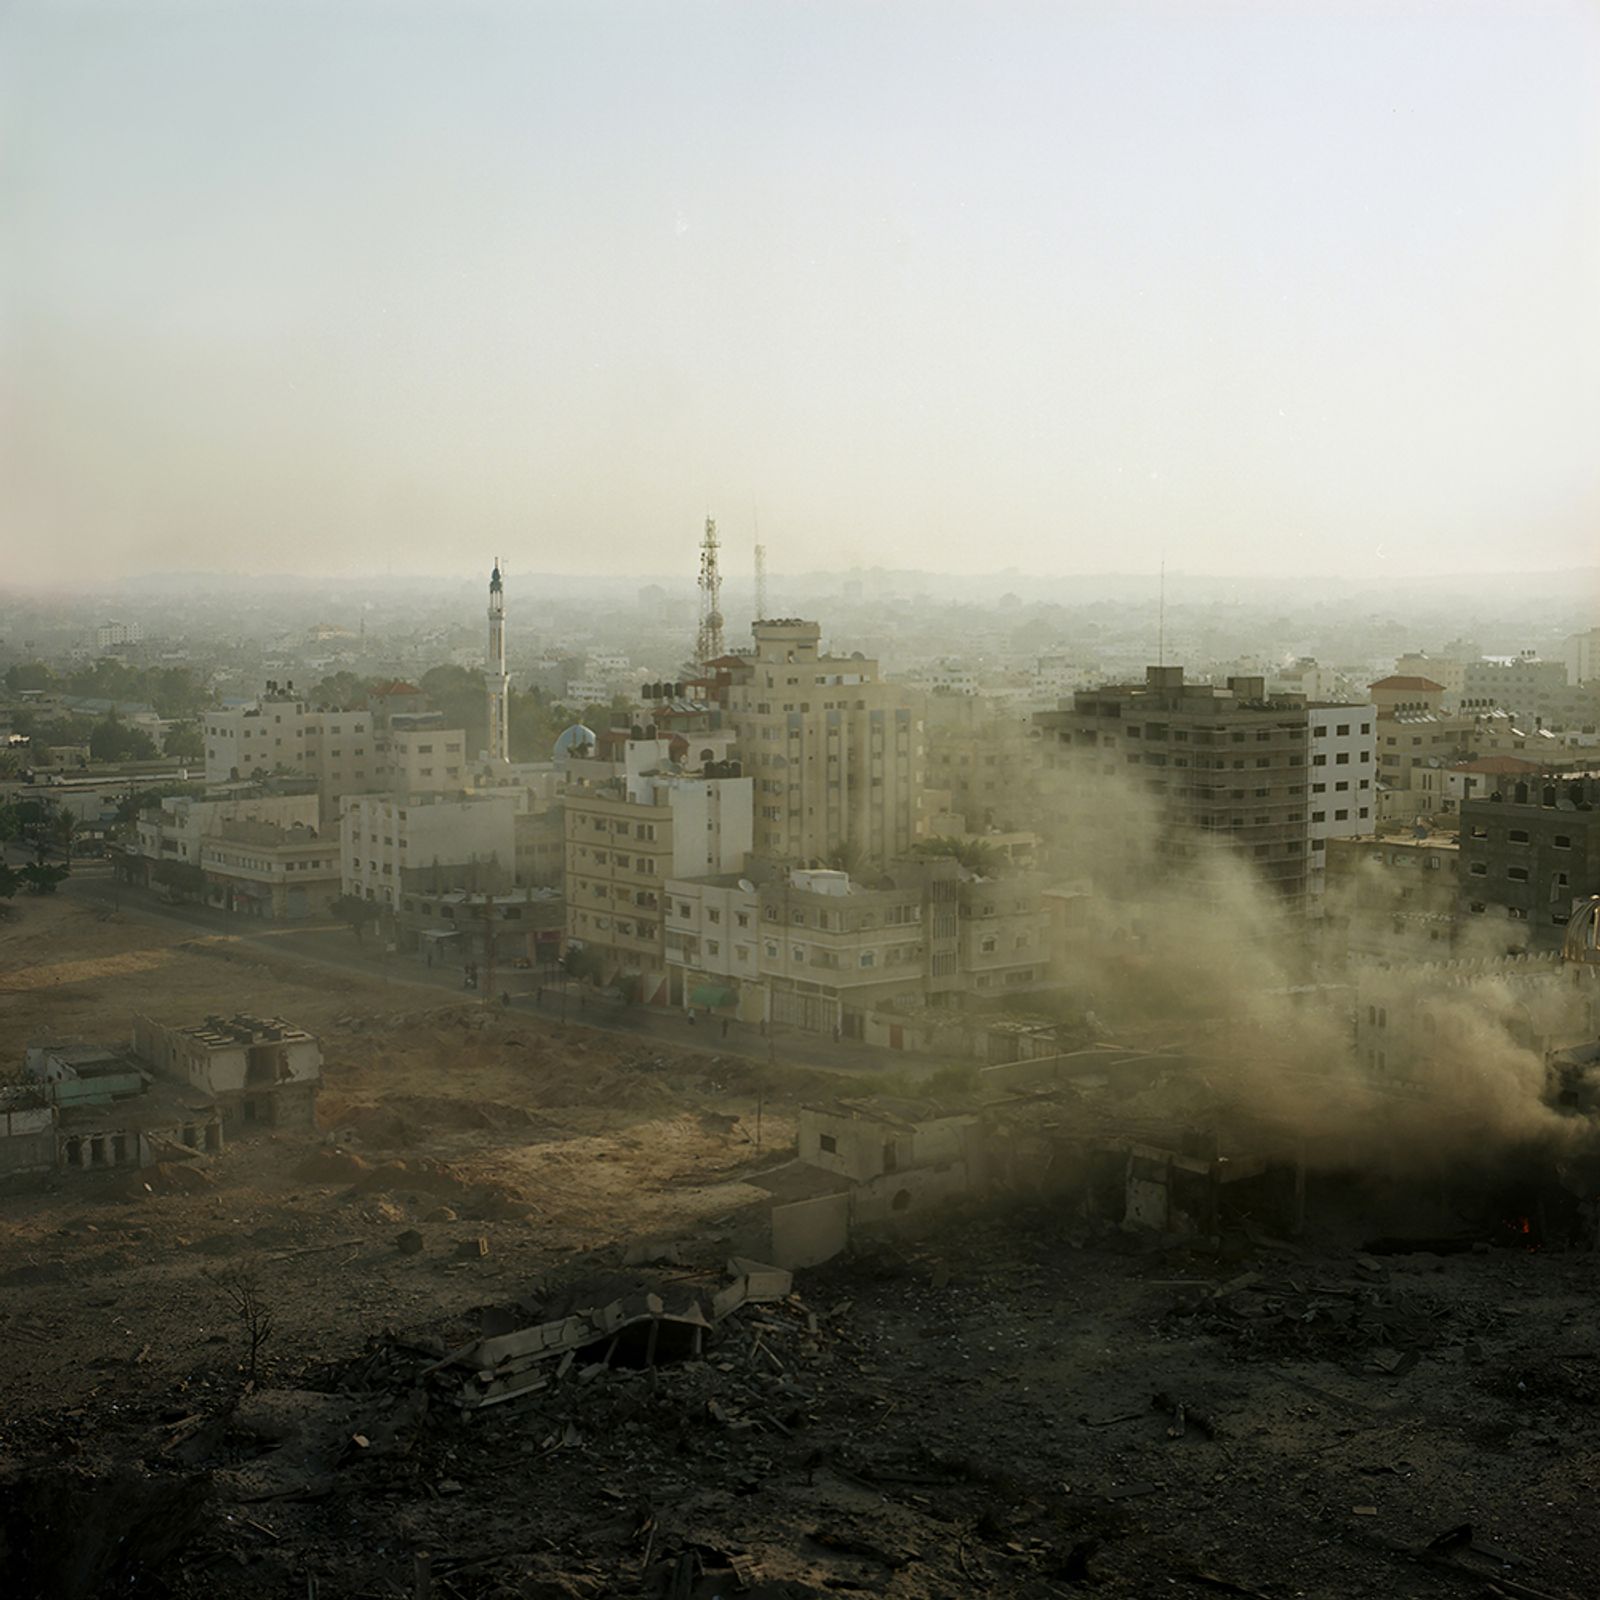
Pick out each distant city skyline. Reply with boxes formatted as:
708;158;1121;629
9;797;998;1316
4;1;1597;585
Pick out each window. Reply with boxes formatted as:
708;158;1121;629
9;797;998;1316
1334;809;1348;821
1469;862;1487;876
859;951;876;968
819;1133;838;1154
1555;835;1572;849
1336;724;1349;737
1508;867;1529;882
1335;752;1349;765
1509;830;1529;844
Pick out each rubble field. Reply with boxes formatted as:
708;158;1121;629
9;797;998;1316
2;898;1598;1597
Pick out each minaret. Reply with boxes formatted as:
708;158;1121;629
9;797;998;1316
486;559;510;763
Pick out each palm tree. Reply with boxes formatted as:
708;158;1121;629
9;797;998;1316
913;835;1006;875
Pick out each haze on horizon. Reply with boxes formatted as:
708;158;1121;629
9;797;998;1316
3;0;1597;587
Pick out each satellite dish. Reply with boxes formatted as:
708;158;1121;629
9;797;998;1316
738;878;755;894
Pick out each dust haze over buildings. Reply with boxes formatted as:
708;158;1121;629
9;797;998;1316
6;5;1600;1597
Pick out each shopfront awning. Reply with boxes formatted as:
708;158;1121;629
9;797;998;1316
689;984;737;1009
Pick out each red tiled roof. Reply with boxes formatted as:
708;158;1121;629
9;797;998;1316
1370;675;1445;692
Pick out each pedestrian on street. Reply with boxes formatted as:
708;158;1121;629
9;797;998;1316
721;1017;730;1039
687;1008;697;1027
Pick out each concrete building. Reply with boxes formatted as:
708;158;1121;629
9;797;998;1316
95;620;144;650
396;885;564;976
719;619;925;870
199;819;341;920
1566;628;1600;687
1392;653;1464;705
1305;703;1378;901
922;692;1044;834
1461;654;1568;723
1324;832;1460;961
663;872;765;1019
1458;774;1600;951
135;791;321;869
564;752;754;1000
133;1013;321;1134
1035;666;1315;910
1369;675;1447;718
388;722;469;797
341;791;520;911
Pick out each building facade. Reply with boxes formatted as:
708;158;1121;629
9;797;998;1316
720;620;925;870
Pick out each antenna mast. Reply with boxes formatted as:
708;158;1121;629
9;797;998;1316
754;542;768;624
696;516;725;666
1157;558;1166;668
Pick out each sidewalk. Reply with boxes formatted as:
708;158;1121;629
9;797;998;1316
63;875;909;1081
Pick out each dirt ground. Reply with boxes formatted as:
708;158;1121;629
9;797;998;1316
2;897;1599;1598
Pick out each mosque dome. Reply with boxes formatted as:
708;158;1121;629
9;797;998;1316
553;723;597;763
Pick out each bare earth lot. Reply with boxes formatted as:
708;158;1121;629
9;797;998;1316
1;896;1597;1598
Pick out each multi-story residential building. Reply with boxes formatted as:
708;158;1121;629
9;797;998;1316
1368;675;1447;718
341;792;519;911
387;721;468;797
1323;831;1459;961
204;684;311;785
94;620;144;650
1566;628;1600;687
922;693;1044;835
1458;774;1600;952
1034;666;1314;909
1392;653;1464;706
719;619;925;870
663;872;767;1019
665;859;1048;1036
1461;654;1568;724
1305;703;1377;901
563;753;753;1000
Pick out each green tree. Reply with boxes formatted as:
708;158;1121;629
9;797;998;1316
912;835;1007;875
420;665;488;752
4;662;55;693
163;722;204;761
0;863;22;900
21;862;69;895
89;712;159;763
307;671;375;710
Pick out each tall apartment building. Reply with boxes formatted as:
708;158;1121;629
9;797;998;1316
1566;628;1600;687
1458;774;1600;952
922;692;1044;834
564;753;753;1000
1305;704;1377;901
719;620;924;869
1034;666;1314;909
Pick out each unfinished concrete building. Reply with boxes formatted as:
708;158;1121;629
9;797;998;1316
1035;665;1315;909
133;1014;321;1134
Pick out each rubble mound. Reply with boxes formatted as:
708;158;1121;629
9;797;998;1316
294;1148;372;1184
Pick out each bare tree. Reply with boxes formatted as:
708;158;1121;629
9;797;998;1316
209;1265;275;1385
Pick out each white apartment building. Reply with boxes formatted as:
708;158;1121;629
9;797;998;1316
136;792;321;867
342;792;519;910
388;726;467;797
663;873;763;1016
1566;628;1600;687
1306;704;1377;902
204;689;310;785
95;620;143;650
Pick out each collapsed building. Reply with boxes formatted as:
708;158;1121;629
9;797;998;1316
0;1041;223;1183
132;1014;321;1135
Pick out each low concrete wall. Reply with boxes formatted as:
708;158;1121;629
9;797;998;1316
770;1191;850;1269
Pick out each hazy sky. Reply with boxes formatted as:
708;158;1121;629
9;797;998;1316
4;1;1598;584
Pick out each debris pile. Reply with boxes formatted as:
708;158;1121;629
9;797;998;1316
1167;1261;1506;1366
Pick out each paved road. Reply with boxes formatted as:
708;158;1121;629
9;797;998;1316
53;868;908;1081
